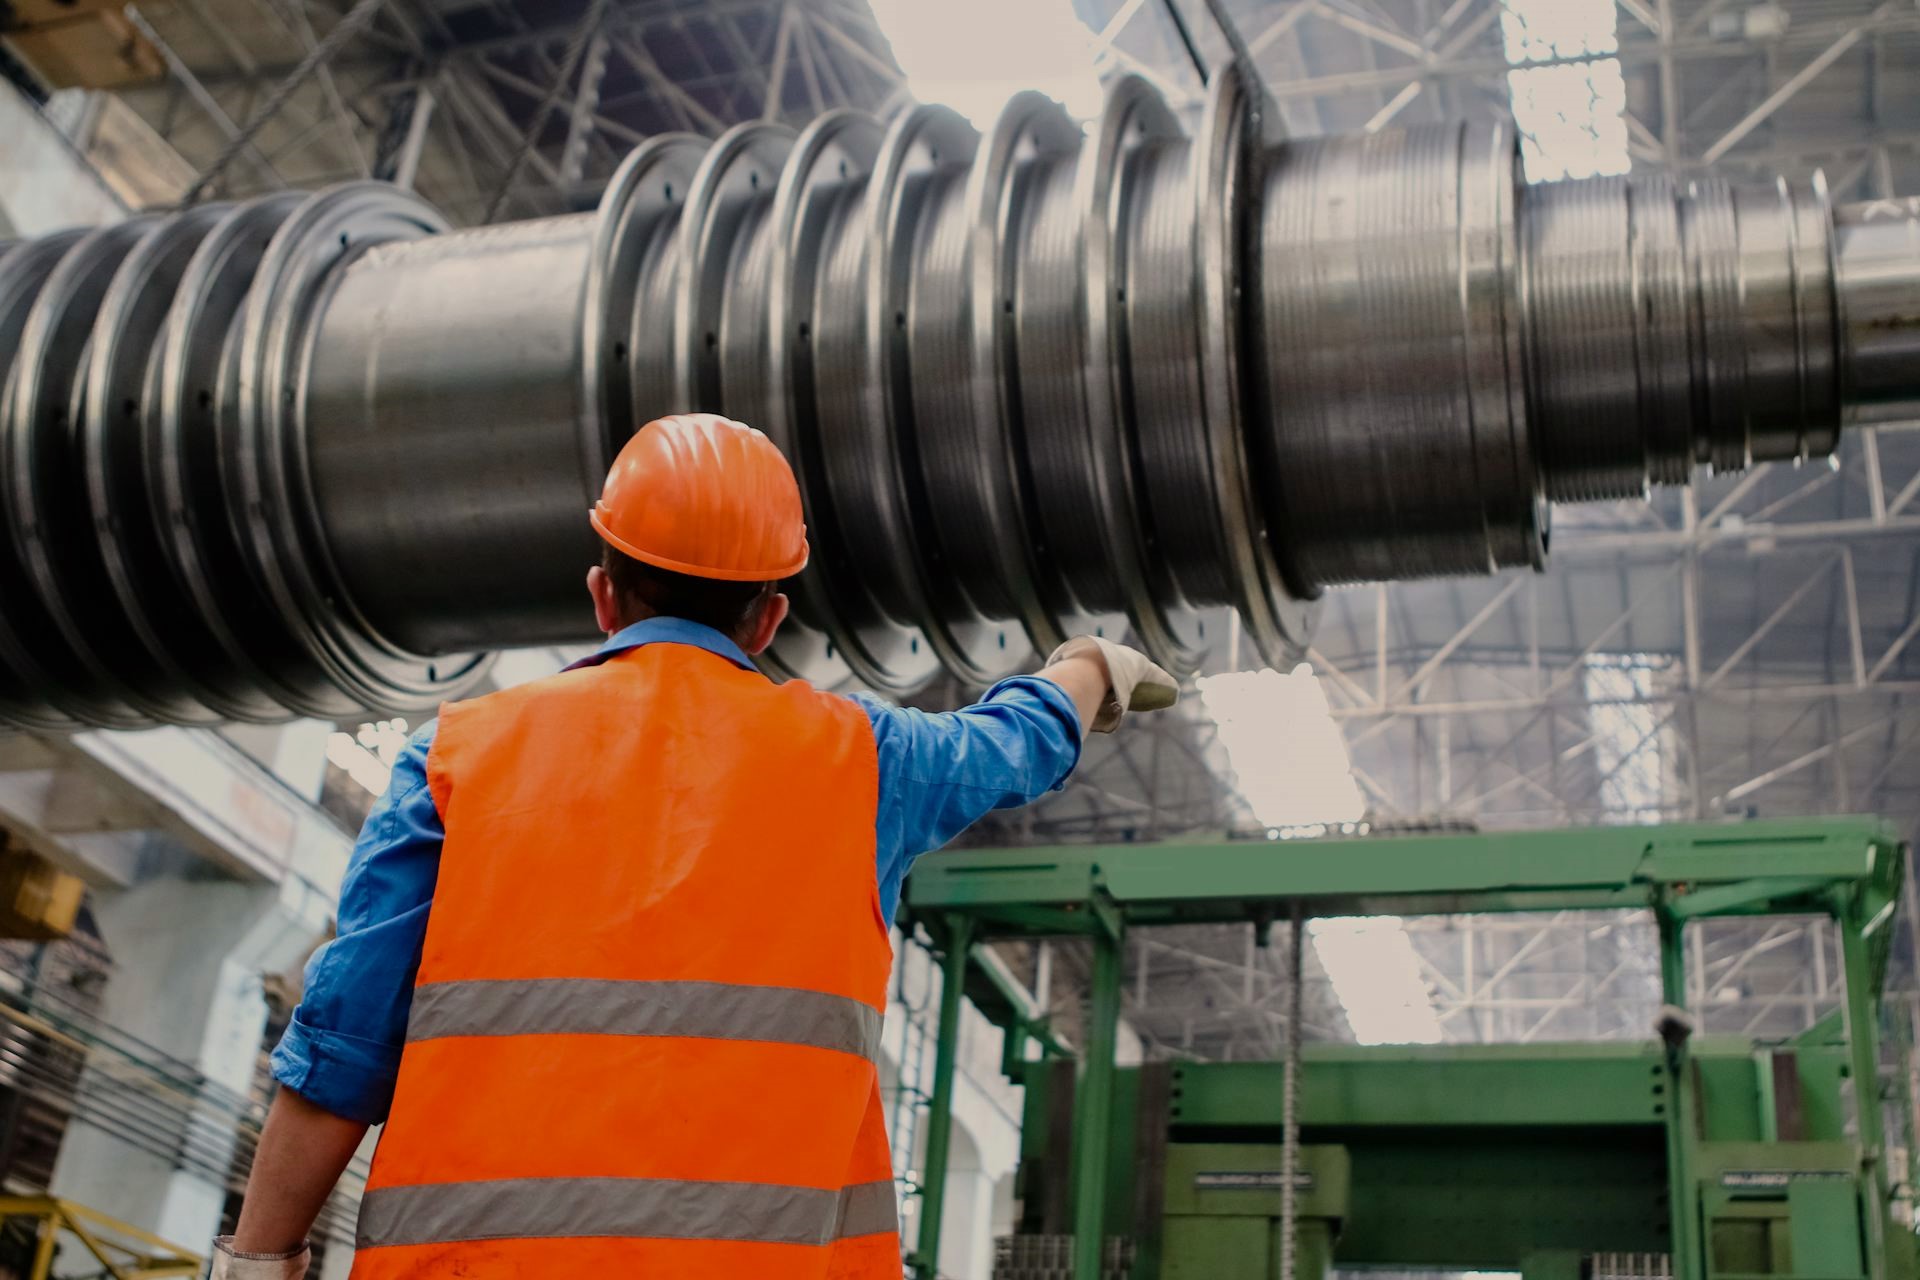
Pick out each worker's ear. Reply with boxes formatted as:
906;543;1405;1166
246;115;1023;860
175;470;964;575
742;591;790;656
587;564;622;636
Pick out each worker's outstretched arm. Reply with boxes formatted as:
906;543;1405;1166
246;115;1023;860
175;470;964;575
1034;644;1110;734
216;1089;365;1273
857;635;1182;923
1038;635;1180;735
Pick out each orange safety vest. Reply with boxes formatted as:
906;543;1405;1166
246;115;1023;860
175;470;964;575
350;641;900;1279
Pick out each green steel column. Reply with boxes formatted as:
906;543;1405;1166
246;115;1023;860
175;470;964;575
912;915;974;1280
1293;1222;1336;1280
1836;895;1890;1280
1071;924;1125;1280
1753;1049;1780;1143
1896;1005;1920;1240
1657;909;1701;1280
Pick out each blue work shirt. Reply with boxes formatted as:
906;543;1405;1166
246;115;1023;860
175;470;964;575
272;617;1082;1124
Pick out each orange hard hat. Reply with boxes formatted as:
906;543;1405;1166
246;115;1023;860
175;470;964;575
590;413;809;581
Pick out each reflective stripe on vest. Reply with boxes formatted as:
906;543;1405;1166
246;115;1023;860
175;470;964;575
407;977;885;1062
358;1176;897;1251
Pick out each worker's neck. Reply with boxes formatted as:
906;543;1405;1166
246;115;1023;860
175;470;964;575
611;607;743;647
611;605;655;633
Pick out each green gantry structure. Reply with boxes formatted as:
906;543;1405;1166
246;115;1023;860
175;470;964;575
901;816;1913;1280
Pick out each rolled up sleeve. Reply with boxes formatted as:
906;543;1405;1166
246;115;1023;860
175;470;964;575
853;676;1083;924
271;723;443;1125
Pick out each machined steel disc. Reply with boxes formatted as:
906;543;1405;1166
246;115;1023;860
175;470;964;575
231;183;492;715
4;219;161;728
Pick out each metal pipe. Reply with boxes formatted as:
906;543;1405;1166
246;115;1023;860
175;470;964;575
1068;924;1124;1280
1835;888;1892;1280
382;87;436;190
1279;902;1303;1280
1837;195;1920;426
178;0;392;205
121;6;289;193
303;211;608;655
1;61;1916;727
1657;909;1702;1280
910;916;971;1280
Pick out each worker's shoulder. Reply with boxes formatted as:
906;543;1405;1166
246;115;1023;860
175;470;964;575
435;663;602;730
837;690;939;754
839;688;902;727
766;674;878;731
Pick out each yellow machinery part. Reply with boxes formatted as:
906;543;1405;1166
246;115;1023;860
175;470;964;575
0;1196;202;1278
0;836;84;941
2;12;162;90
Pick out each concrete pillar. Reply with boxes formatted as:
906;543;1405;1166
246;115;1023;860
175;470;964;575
937;1122;996;1280
887;931;1027;1280
50;865;331;1248
989;1171;1017;1245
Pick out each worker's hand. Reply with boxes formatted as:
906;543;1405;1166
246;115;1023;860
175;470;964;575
211;1238;310;1280
1046;636;1179;733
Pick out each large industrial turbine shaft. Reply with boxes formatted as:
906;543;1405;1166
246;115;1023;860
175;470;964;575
3;64;1917;729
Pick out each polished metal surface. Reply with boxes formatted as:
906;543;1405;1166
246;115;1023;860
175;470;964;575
304;212;605;658
1836;195;1920;427
1;64;1916;727
6;218;163;730
1523;170;1839;503
235;184;490;717
1259;121;1538;586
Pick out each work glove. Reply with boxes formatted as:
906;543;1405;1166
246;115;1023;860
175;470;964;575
210;1238;310;1280
1046;636;1180;733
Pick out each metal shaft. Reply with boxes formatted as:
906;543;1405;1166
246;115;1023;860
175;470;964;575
2;62;1916;728
1280;902;1303;1280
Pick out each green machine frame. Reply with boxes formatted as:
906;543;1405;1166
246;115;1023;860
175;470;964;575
899;817;1913;1280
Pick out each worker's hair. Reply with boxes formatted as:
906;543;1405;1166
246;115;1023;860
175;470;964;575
600;545;776;637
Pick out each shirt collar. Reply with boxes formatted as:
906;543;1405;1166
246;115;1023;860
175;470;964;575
562;616;758;674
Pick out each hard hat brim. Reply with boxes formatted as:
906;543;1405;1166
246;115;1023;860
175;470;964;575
590;507;808;582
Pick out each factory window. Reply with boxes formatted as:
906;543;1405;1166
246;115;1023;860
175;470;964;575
1308;915;1445;1045
1581;654;1677;824
866;0;1102;127
1195;664;1366;834
1501;0;1631;181
325;718;411;796
1197;668;1437;1044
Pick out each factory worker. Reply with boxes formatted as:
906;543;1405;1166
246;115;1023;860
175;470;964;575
213;413;1178;1279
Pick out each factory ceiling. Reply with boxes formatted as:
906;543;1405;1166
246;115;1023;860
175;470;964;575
4;0;1918;1050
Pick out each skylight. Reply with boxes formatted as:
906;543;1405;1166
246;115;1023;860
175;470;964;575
1500;0;1630;181
326;717;410;795
1308;916;1445;1044
865;0;1103;127
1582;654;1674;823
1194;665;1367;832
1197;666;1443;1043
